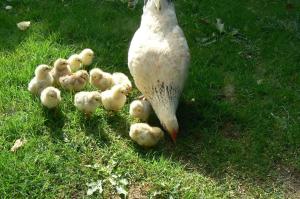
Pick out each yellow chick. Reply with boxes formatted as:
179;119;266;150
74;91;102;115
79;48;94;66
100;84;127;111
50;58;71;85
40;87;61;109
129;99;152;121
28;64;53;95
89;68;113;91
129;123;164;148
68;54;82;72
112;72;132;94
59;70;89;92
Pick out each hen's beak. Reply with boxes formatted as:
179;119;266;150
171;130;177;143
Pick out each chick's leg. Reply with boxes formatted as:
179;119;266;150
137;95;146;100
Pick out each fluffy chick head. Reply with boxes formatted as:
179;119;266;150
69;54;82;64
81;48;94;58
35;64;51;77
76;70;89;81
130;100;143;115
90;68;104;81
112;84;127;96
46;88;60;99
123;83;132;95
89;91;102;104
54;58;69;70
151;127;164;140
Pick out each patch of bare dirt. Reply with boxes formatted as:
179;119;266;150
128;184;151;199
276;164;300;199
221;122;241;139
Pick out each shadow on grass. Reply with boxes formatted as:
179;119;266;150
43;107;65;140
136;97;289;188
78;113;112;146
106;112;131;139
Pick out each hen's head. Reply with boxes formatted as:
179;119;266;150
144;0;172;10
161;115;178;142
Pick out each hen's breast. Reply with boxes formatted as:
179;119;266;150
128;25;189;104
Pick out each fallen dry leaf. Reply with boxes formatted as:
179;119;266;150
17;21;31;31
224;84;235;102
5;5;13;10
86;180;103;196
11;139;27;152
216;18;225;33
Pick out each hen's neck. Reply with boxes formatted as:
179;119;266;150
140;6;178;33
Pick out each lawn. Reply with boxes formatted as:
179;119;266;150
0;0;299;198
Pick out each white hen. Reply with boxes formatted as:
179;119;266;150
128;0;190;142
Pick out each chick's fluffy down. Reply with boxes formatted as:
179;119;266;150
129;123;164;148
59;70;89;91
89;68;113;91
68;54;82;72
79;48;94;66
100;84;127;111
74;91;101;114
28;78;52;95
112;72;132;94
50;58;71;85
40;87;61;108
28;64;53;95
129;100;152;121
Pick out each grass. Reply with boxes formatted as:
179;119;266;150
0;0;300;198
